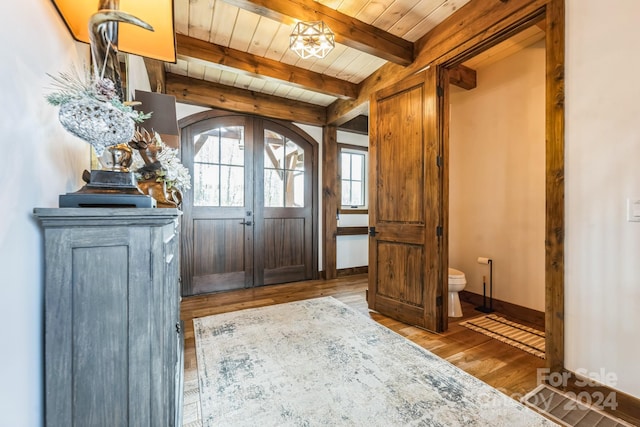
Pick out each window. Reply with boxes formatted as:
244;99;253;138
264;130;305;208
340;145;368;210
193;126;245;207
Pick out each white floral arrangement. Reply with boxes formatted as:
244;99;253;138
131;130;191;193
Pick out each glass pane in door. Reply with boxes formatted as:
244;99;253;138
264;130;305;208
193;126;245;206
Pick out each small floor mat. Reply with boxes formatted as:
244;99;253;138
459;314;545;358
522;384;635;426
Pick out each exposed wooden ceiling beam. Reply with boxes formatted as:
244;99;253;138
221;0;414;66
143;58;166;93
327;0;547;124
448;65;477;90
166;73;326;125
338;115;368;135
177;34;358;99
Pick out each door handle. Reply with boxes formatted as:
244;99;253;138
240;220;253;226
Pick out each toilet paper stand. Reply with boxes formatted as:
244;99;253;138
476;257;494;313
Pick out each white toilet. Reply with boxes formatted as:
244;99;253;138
448;267;467;317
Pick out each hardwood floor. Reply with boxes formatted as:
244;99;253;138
180;273;546;404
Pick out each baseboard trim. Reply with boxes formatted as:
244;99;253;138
459;290;544;330
337;266;368;277
548;369;640;426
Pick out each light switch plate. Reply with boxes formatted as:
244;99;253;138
627;199;640;222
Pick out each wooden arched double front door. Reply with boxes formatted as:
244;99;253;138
179;111;318;296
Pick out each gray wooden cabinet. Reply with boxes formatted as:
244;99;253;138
34;208;183;427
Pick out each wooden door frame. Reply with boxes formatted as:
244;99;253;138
324;0;564;372
430;1;564;372
178;109;320;290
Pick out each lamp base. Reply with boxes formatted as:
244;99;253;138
59;193;156;208
83;170;141;193
58;170;156;208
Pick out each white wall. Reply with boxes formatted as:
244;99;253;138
176;102;211;120
565;0;640;397
449;40;546;312
0;2;89;425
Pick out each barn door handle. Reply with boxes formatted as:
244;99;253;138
369;226;377;237
240;220;253;226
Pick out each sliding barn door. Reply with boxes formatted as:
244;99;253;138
368;68;445;332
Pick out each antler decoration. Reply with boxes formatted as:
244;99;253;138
89;1;154;101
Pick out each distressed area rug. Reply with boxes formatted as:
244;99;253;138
459;314;546;359
194;297;555;426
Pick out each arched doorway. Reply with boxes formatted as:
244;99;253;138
179;110;318;296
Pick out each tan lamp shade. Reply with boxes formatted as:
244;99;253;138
134;90;180;148
51;0;177;63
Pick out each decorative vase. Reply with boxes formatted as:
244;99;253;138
98;143;134;172
58;97;135;155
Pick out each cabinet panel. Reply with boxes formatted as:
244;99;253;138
73;245;129;426
34;208;183;427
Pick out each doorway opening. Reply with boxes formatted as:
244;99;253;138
447;26;547;329
364;4;563;371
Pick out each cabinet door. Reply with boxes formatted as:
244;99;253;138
45;227;154;427
36;208;182;427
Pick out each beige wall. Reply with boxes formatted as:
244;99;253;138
449;39;546;312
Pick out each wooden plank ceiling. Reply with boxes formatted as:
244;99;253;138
163;0;543;124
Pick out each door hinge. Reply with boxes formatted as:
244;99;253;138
437;85;444;97
436;295;443;307
436;225;443;237
436;156;443;167
369;226;377;237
